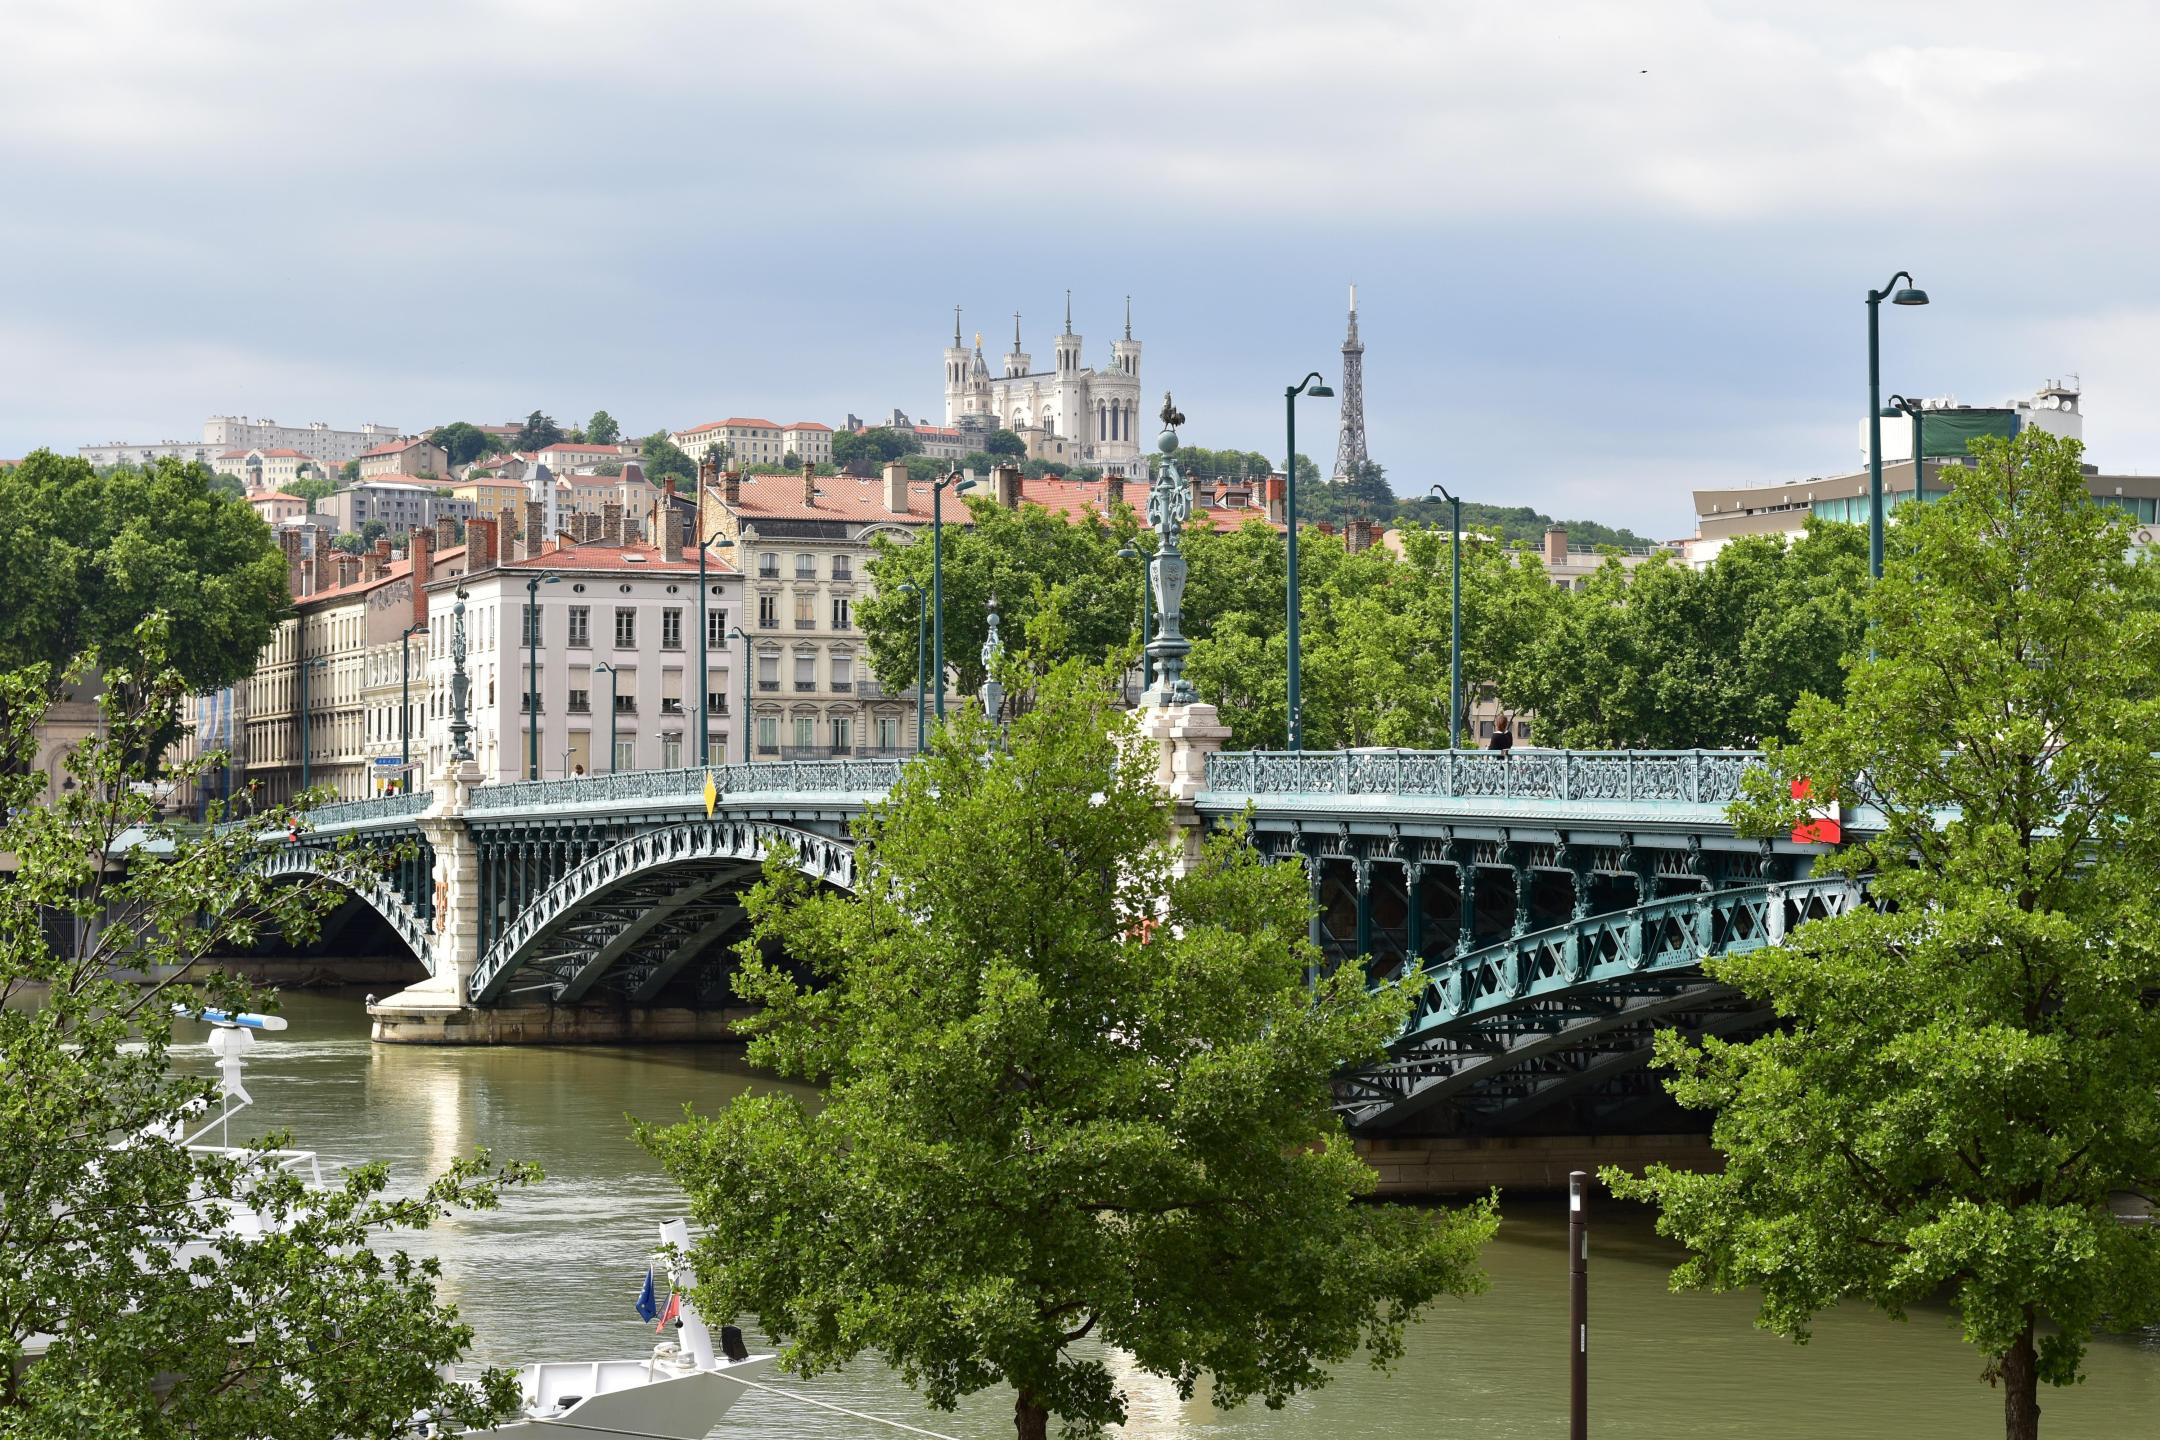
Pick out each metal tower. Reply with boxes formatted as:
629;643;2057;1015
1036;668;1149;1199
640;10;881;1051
1331;282;1369;484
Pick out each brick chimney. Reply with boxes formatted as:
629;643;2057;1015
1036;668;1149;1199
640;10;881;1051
335;551;361;588
409;527;433;630
801;461;818;507
1544;524;1568;568
1264;473;1286;526
1346;516;1373;554
1103;472;1124;511
621;458;645;489
363;537;391;580
603;501;624;547
659;499;682;563
498;502;520;551
883;459;910;514
523;501;545;560
992;463;1023;507
434;514;457;555
470;516;498;570
722;468;741;506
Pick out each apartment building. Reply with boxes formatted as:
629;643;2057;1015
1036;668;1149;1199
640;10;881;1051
357;437;450;478
669;418;824;468
316;481;476;535
217;448;315;489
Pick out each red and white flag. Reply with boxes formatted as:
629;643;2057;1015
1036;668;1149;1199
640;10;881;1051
655;1291;682;1332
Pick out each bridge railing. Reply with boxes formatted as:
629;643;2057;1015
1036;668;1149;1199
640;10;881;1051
1203;748;1763;805
465;759;910;812
297;792;432;829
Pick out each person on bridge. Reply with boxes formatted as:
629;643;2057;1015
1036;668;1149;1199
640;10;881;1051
1488;713;1515;753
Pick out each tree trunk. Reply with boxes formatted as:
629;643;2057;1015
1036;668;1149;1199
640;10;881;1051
2001;1320;2041;1440
1014;1389;1049;1440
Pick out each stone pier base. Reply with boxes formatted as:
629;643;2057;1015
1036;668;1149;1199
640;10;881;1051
1356;1133;1718;1197
368;1000;744;1046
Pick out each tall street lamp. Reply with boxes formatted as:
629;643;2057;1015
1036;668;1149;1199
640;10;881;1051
692;457;737;769
524;570;559;779
594;661;619;773
1886;394;1927;508
1425;484;1464;749
931;468;978;721
1117;541;1155;694
399;620;428;793
727;625;753;764
297;652;329;794
896;582;927;751
1866;272;1930;579
1283;372;1334;750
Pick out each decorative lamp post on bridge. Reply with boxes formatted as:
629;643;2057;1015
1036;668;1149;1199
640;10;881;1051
931;467;979;721
980;595;1005;722
594;661;619;773
524;571;559;780
1886;394;1927;508
1282;371;1334;749
726;625;752;764
297;651;329;794
399;620;428;793
1116;540;1155;697
448;587;473;765
1425;483;1464;749
895;582;927;751
1142;393;1198;706
1866;271;1929;579
691;454;738;768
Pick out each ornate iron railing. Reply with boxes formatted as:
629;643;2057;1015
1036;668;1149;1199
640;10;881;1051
464;759;909;812
305;792;432;828
1203;748;1763;805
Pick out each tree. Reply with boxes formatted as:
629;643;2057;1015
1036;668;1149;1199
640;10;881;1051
1608;433;2160;1440
0;635;535;1438
428;422;504;468
639;431;696;484
0;453;288;713
286;475;335;505
513;410;564;452
831;427;923;469
339;459;360;484
331;531;366;555
984;427;1026;457
641;661;1495;1440
583;410;620;445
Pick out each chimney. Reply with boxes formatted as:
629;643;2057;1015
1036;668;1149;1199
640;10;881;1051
297;557;315;599
366;536;392;579
660;502;682;562
1103;472;1125;511
1347;517;1373;554
603;501;625;547
499;501;520;549
434;514;456;555
621;458;645;489
992;463;1023;507
577;512;600;543
1544;524;1568;568
883;459;910;513
409;527;433;630
470;516;498;570
722;468;741;506
1264;472;1287;526
523;500;545;560
802;462;817;507
335;552;361;588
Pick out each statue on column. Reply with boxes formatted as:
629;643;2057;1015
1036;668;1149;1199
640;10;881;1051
980;595;1005;721
1143;393;1196;705
449;587;473;763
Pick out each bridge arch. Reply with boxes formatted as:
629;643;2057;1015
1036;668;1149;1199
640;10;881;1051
466;818;856;1006
1340;876;1867;1135
255;845;436;974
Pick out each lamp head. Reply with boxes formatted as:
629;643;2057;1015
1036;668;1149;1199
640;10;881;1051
1308;383;1335;398
1118;544;1138;559
1892;286;1929;306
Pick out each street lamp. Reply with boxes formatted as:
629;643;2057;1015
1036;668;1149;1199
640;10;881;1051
1886;394;1927;508
692;455;737;769
896;582;927;751
524;571;559;780
1425;484;1464;749
595;661;619;773
727;625;753;764
399;620;428;794
297;653;329;795
1867;272;1930;579
931;468;979;720
1116;541;1156;694
1284;372;1334;750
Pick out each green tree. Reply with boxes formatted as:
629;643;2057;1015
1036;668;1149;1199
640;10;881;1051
427;422;504;468
0;638;535;1438
513;410;564;452
984;427;1026;457
339;458;361;484
832;427;924;469
642;661;1495;1440
330;531;366;555
1608;433;2160;1440
640;431;696;483
286;475;335;505
0;453;288;713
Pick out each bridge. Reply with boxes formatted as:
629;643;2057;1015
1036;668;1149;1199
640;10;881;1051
265;715;1852;1136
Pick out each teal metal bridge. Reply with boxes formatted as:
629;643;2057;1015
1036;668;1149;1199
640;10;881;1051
271;747;1850;1135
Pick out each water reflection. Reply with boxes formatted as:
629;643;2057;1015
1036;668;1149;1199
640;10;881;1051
172;993;2160;1440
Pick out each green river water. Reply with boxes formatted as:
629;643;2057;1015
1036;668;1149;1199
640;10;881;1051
175;992;2160;1439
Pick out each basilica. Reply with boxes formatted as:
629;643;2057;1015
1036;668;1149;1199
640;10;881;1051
942;297;1146;477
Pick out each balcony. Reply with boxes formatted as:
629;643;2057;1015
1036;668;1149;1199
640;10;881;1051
758;616;778;630
831;680;853;693
757;564;780;580
612;698;638;715
660;698;685;716
706;695;730;716
793;681;817;693
794;618;817;630
758;679;780;692
566;700;592;714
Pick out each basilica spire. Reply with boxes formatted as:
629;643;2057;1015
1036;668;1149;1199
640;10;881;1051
1124;294;1132;340
1063;289;1074;335
953;304;962;347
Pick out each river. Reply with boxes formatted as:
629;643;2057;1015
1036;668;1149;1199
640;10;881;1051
177;992;2160;1439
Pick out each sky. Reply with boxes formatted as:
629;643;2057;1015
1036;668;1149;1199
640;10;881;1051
4;0;2159;538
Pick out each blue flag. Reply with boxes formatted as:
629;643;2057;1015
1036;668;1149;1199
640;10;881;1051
636;1266;658;1324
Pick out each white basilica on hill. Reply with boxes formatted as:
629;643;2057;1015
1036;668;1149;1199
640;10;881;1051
942;296;1147;477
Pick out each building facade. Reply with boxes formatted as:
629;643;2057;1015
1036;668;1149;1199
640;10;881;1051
217;448;315;489
318;482;476;535
357;437;450;478
943;301;1146;477
202;417;403;467
669;418;825;468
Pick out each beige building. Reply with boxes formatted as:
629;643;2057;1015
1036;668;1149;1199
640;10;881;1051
781;422;833;465
669;418;807;468
248;491;312;526
357;437;449;479
316;482;475;536
218;448;315;489
80;416;401;470
530;440;639;472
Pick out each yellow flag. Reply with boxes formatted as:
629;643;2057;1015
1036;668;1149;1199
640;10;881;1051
703;770;718;818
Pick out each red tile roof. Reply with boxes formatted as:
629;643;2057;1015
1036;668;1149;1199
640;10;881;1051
360;438;432;457
299;545;469;607
250;491;304;504
259;449;309;459
538;441;634;454
719;417;779;430
783;421;833;432
714;471;1280;533
497;540;734;574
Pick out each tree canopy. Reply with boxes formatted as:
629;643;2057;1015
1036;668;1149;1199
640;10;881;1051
983;427;1026;457
585;409;620;445
1609;433;2160;1440
427;422;504;467
831;426;924;469
0;452;288;708
286;475;335;505
642;660;1494;1440
0;637;535;1438
513;410;564;452
640;430;696;483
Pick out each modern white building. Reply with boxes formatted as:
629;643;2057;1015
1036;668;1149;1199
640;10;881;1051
82;417;402;470
943;298;1146;477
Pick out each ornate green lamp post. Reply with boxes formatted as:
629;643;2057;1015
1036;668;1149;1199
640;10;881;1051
524;571;559;779
1142;394;1197;705
1425;483;1463;748
931;468;978;720
1116;541;1155;694
895;582;926;751
1866;272;1929;578
399;620;427;792
1283;372;1333;749
1886;394;1927;507
594;660;619;773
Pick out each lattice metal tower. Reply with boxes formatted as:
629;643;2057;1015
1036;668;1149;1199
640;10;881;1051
1331;282;1369;484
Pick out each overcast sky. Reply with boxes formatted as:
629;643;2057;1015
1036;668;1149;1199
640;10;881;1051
4;0;2157;537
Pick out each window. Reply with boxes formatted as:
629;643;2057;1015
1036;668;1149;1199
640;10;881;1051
707;689;728;716
706;608;728;648
831;556;852;581
756;716;778;753
614;608;636;647
794;593;815;629
519;690;541;713
614;691;636;714
794;654;817;692
831;655;853;693
794;554;816;579
830;716;852;753
758;554;779;579
758;594;778;628
757;653;779;691
661;735;683;769
831;596;852;630
521;604;539;646
662;608;683;649
793;716;815;750
661;695;684;715
877;716;901;751
614;737;635;771
567;688;591;713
